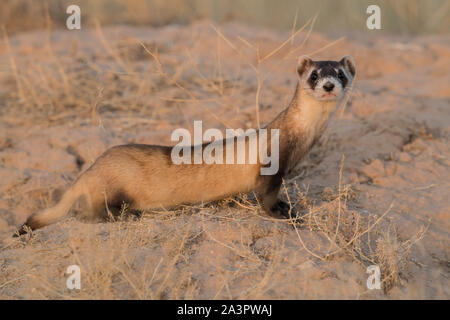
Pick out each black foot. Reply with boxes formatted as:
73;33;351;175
270;200;292;218
271;200;304;223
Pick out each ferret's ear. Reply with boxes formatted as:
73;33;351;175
340;55;356;77
297;55;313;76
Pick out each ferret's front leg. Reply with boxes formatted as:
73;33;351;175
270;199;292;218
258;182;289;218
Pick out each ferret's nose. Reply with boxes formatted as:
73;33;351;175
323;82;335;92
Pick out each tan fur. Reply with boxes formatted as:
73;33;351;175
15;56;355;236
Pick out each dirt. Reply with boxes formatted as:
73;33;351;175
0;21;448;299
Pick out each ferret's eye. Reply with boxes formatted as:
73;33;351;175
338;70;345;80
310;71;318;81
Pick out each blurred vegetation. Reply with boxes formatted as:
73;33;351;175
0;0;448;35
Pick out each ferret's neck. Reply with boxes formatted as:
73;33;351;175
267;83;338;136
265;83;339;174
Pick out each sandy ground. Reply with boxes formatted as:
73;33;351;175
0;21;449;299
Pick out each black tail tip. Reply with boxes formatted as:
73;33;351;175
12;224;32;238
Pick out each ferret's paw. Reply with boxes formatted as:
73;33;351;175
270;200;291;218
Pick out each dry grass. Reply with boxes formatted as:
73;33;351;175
0;173;429;299
1;0;448;35
0;9;448;299
280;159;429;293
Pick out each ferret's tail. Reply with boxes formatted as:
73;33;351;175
14;178;86;237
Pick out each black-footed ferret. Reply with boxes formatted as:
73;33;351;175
15;55;356;236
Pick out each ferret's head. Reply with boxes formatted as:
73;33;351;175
297;55;356;102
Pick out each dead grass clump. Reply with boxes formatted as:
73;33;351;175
375;225;409;291
2;217;203;299
282;157;428;293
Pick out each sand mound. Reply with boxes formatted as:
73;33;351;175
0;21;448;299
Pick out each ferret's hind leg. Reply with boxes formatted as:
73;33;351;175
84;188;140;222
80;190;109;222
